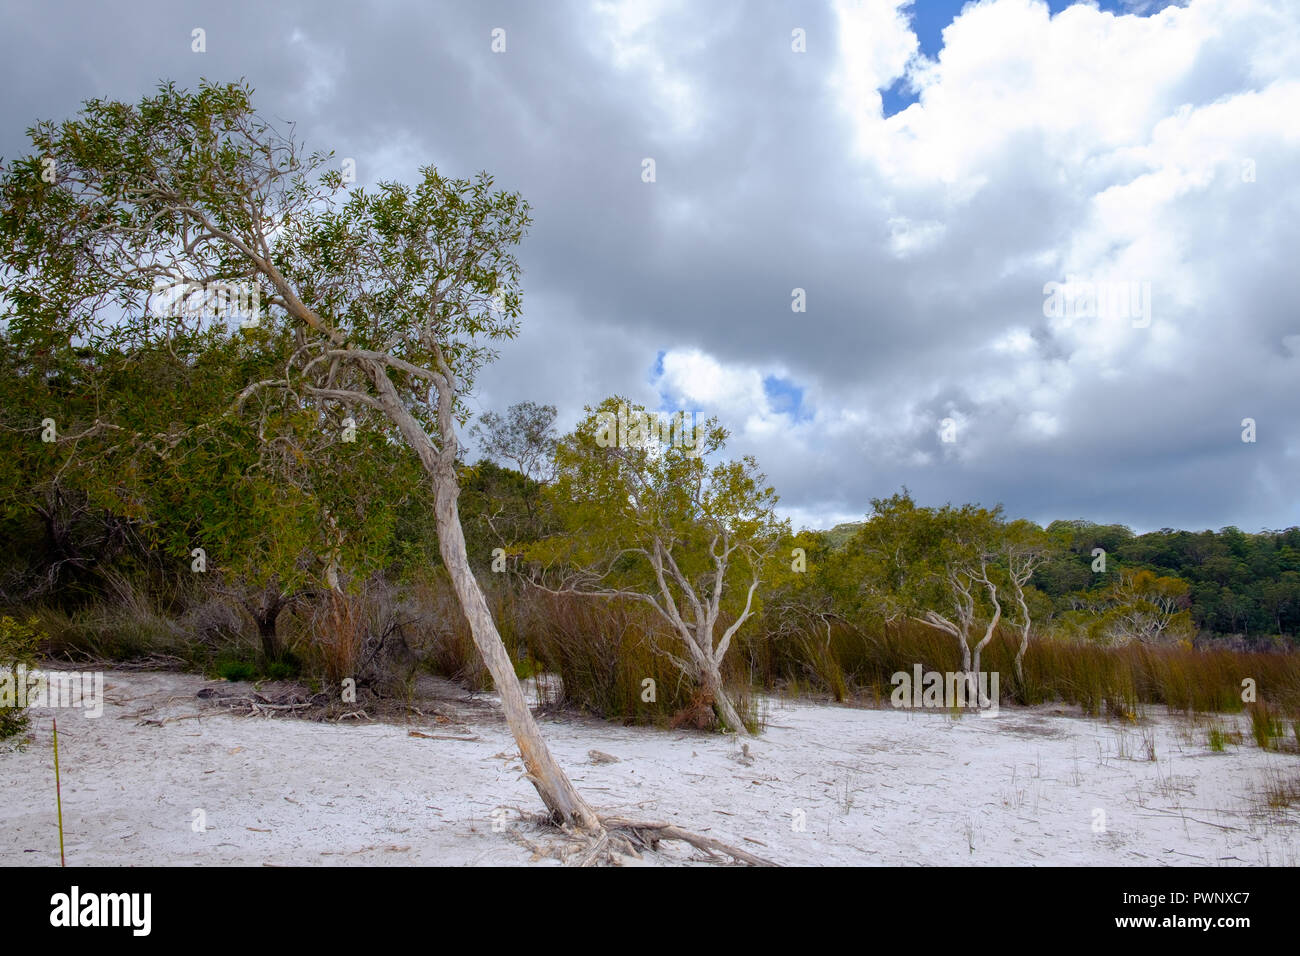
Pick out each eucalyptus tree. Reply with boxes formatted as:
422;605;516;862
0;80;599;829
1074;569;1195;646
850;492;1006;705
471;400;559;484
527;397;786;735
1001;519;1050;684
465;401;561;552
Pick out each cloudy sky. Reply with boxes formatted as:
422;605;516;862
2;0;1297;534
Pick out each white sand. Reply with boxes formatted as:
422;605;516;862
2;669;1297;866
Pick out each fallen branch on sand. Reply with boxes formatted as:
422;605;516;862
194;687;329;719
136;713;206;727
206;696;316;717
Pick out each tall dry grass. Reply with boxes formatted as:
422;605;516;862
304;588;365;688
12;562;1298;735
736;615;1300;721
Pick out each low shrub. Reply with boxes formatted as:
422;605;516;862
1;615;41;740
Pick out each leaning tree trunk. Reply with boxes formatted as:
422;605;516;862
430;468;601;830
362;356;599;831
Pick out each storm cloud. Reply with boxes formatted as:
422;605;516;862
2;0;1296;532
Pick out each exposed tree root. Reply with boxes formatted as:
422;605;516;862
515;813;777;867
598;816;777;866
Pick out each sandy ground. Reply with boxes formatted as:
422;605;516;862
2;668;1298;866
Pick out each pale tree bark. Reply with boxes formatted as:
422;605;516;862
1006;552;1041;685
657;534;759;735
915;561;1000;708
969;567;1000;708
364;354;600;830
1012;590;1031;685
434;475;600;828
705;575;759;734
321;510;343;594
700;666;747;736
537;529;762;736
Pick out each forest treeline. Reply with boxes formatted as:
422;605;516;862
2;328;1298;734
823;517;1300;643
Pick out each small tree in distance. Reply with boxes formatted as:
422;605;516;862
1073;568;1196;646
471;400;559;484
1002;518;1050;684
468;400;559;540
526;397;786;735
850;492;1007;705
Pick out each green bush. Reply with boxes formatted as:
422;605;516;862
1;616;41;740
263;654;301;681
215;657;257;682
212;648;301;683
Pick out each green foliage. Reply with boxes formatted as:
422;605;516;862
1068;569;1195;647
527;396;786;730
1039;522;1300;642
458;458;555;571
513;655;539;681
845;491;1006;624
264;655;302;682
212;648;300;683
0;80;535;634
0;615;41;739
0;78;532;588
471;401;559;483
215;657;257;682
836;491;1048;703
820;522;863;551
537;396;786;604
